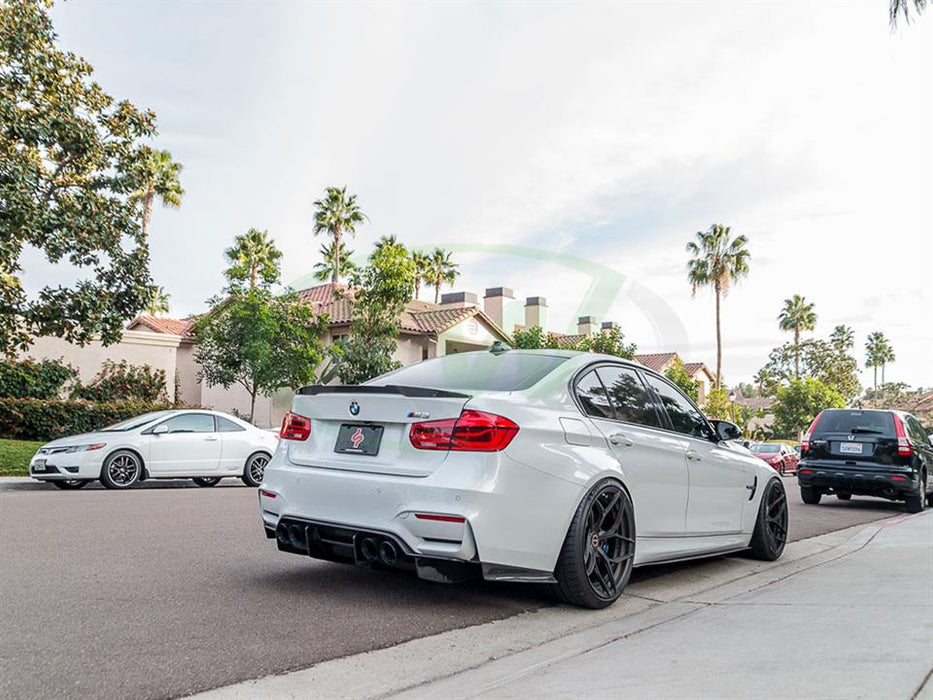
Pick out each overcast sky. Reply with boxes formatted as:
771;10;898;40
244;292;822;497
40;0;932;388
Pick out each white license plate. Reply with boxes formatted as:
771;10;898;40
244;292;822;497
839;442;863;455
33;459;46;472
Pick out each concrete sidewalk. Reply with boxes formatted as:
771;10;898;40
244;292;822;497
393;511;933;699
194;512;933;700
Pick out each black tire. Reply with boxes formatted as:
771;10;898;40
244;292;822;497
192;477;221;487
552;479;635;609
836;493;852;501
905;472;926;514
779;461;786;476
749;478;787;561
800;485;821;505
99;450;142;490
241;452;270;487
51;479;89;490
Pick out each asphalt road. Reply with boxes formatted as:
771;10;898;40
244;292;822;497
0;476;906;700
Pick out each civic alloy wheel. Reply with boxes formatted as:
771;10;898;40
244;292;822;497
242;452;269;487
100;451;141;490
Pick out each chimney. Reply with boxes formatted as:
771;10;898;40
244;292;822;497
524;296;548;330
483;287;517;330
601;321;618;332
439;291;478;308
577;316;597;336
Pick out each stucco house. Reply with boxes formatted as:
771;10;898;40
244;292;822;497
631;352;716;404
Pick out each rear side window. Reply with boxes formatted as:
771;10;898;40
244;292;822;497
217;416;245;432
642;374;713;439
575;370;614;419
369;352;569;392
815;410;895;436
595;366;662;428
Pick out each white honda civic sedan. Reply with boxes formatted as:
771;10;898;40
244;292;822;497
30;409;278;490
259;349;787;608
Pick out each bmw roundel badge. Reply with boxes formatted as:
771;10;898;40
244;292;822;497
349;401;360;416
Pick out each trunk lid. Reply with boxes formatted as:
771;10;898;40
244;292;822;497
284;385;472;477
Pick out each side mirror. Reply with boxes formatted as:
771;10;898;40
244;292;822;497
152;423;169;436
710;419;742;442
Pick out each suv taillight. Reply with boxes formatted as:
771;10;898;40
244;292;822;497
410;410;519;452
280;411;311;441
892;414;913;457
800;411;824;453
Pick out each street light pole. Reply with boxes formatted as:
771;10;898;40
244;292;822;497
728;389;736;423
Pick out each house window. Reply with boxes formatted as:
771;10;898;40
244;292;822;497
421;347;429;361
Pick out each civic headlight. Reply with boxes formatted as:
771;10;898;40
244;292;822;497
64;443;107;453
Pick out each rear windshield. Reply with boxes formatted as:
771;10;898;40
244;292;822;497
752;443;780;453
368;352;569;392
815;410;895;436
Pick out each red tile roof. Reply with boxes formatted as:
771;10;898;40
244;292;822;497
684;362;715;382
127;315;194;338
295;282;348;305
633;352;678;372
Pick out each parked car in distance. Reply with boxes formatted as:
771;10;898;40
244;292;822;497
750;442;798;476
797;408;933;513
29;410;278;490
260;349;787;609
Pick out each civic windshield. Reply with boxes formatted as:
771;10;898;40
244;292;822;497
101;411;172;432
369;351;569;392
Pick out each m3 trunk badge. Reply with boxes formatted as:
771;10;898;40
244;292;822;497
349;401;360;416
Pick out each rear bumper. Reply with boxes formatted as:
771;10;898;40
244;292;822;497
798;462;919;498
259;449;582;576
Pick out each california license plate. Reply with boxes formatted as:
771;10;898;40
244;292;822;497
334;424;384;456
839;442;863;455
32;459;46;472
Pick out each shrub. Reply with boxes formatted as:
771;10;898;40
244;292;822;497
71;360;168;403
0;358;78;399
0;398;174;441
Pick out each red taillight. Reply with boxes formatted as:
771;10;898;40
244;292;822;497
892;415;913;457
409;410;519;452
414;513;466;523
259;490;277;499
280;411;311;441
800;411;824;452
891;475;907;482
799;468;813;475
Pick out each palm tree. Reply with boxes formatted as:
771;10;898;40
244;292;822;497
130;149;184;239
312;186;366;284
144;285;170;316
423;248;459;304
830;324;855;352
224;228;282;290
373;234;399;254
686;224;750;389
890;0;926;26
879;335;896;386
410;250;430;299
313;240;357;283
778;295;818;378
865;331;885;391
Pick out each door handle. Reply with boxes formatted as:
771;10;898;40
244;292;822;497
686;450;702;462
609;433;634;447
204;436;219;442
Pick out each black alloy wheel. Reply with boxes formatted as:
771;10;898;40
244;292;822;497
192;477;221;487
749;478;787;560
554;480;636;609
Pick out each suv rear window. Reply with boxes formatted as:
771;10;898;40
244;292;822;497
369;352;569;392
815;410;895;436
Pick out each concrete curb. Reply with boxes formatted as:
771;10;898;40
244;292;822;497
189;516;898;700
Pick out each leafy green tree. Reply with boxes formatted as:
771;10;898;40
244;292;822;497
772;378;845;439
578;326;637;359
512;325;548;349
193;288;327;421
224;228;282;292
758;337;860;403
143;286;170;316
410;250;430;299
423;248;459;304
333;239;416;384
735;404;770;442
703;387;733;421
313;186;366;284
313;240;357;283
686;224;750;389
664;357;700;402
864;381;911;406
0;0;161;351
130;148;184;240
778;295;817;378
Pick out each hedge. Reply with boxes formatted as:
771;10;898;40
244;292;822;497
0;398;175;442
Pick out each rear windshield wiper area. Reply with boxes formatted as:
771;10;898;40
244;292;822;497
297;384;471;399
848;427;887;435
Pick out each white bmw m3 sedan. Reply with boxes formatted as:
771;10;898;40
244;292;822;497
259;349;787;608
30;410;278;490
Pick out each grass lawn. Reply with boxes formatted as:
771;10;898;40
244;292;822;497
0;438;43;477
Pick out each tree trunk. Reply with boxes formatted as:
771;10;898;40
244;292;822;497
414;279;420;299
249;389;257;423
714;280;722;389
793;327;801;379
881;363;885;387
434;283;441;305
250;264;257;290
332;228;342;284
141;190;155;238
873;366;877;391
